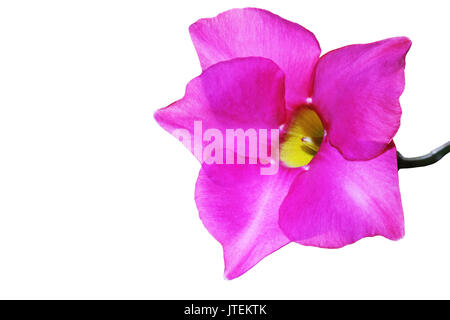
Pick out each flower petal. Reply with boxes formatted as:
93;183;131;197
312;37;411;160
279;141;404;248
154;57;286;162
189;8;321;109
195;162;301;279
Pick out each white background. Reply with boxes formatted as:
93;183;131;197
0;0;449;299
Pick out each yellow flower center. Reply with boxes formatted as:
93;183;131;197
280;106;324;168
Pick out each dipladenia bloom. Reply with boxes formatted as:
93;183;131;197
155;8;411;279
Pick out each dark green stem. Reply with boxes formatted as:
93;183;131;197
397;141;450;170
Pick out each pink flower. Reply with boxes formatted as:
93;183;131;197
155;8;411;279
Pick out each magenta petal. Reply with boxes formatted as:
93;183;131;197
195;163;300;279
312;37;411;160
154;57;286;162
189;8;321;109
279;141;404;248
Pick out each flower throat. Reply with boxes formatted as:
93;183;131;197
280;106;324;168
